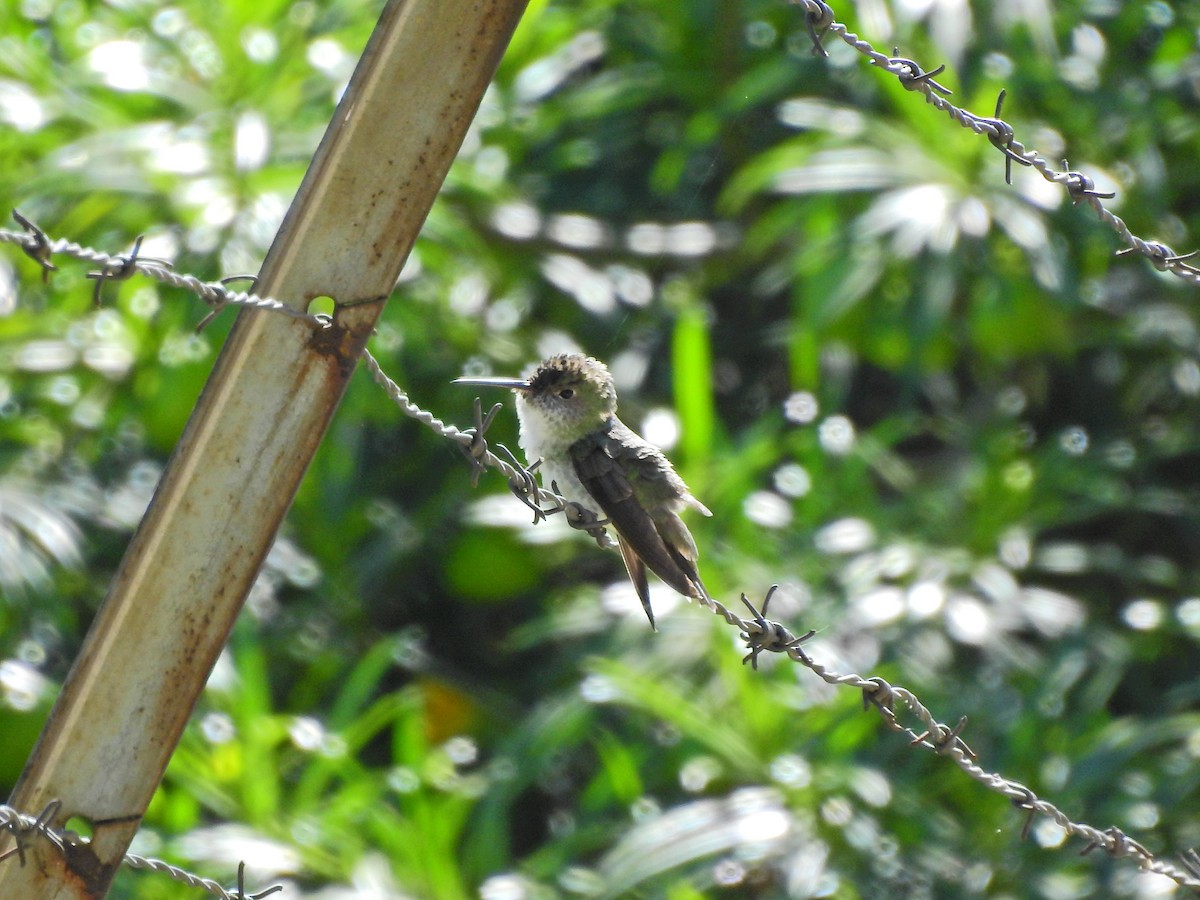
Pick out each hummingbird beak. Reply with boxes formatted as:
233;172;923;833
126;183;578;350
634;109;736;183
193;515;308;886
452;375;531;391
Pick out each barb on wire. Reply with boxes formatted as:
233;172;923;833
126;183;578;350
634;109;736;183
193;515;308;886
0;799;63;867
0;213;325;328
886;48;952;96
235;861;284;899
1011;786;1039;840
909;715;975;759
86;234;173;307
860;675;895;717
1116;240;1200;276
1059;159;1115;205
195;275;259;333
970;89;1033;186
548;479;616;542
121;849;285;900
739;585;815;669
497;444;549;524
459;397;504;487
793;0;833;57
11;210;57;282
1080;827;1151;860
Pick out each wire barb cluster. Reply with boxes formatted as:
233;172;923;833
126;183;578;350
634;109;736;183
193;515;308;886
739;585;816;669
0;802;283;899
86;234;173;308
978;89;1031;185
788;0;1200;285
799;0;834;57
11;210;57;282
887;48;952;97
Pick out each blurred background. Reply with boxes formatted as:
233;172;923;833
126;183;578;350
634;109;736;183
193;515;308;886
2;0;1200;896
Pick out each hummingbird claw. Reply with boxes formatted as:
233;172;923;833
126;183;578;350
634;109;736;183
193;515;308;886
562;501;610;530
541;480;614;548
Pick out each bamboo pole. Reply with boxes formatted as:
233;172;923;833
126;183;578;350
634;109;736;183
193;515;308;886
0;0;528;895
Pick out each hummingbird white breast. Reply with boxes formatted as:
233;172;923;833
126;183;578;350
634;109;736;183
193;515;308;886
515;393;594;504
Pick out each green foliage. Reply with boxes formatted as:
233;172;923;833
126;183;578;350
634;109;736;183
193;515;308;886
2;0;1200;897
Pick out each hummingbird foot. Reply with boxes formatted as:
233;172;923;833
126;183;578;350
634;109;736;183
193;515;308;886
544;480;615;548
558;499;614;547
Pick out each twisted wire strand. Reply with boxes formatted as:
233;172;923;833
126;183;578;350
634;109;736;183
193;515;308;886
0;804;281;899
0;227;322;325
779;642;1200;887
789;0;1200;287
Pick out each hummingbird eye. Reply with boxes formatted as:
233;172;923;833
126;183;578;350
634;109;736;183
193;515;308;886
558;388;575;399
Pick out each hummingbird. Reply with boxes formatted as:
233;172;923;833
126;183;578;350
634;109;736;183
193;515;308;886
454;354;711;629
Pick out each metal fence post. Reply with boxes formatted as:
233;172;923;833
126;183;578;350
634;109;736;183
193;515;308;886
0;0;528;895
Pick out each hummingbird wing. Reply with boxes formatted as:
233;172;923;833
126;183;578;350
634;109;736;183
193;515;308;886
569;422;707;622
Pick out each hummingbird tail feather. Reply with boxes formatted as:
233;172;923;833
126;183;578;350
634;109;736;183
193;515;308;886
616;537;656;630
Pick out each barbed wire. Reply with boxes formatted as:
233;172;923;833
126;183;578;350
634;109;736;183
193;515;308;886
741;592;1200;890
3;212;1199;893
1;213;320;331
0;801;282;899
789;0;1200;287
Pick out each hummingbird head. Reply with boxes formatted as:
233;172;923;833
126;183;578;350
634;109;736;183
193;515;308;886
522;354;617;431
454;353;618;444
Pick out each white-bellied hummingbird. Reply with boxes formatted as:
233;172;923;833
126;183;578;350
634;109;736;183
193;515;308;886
454;353;711;629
